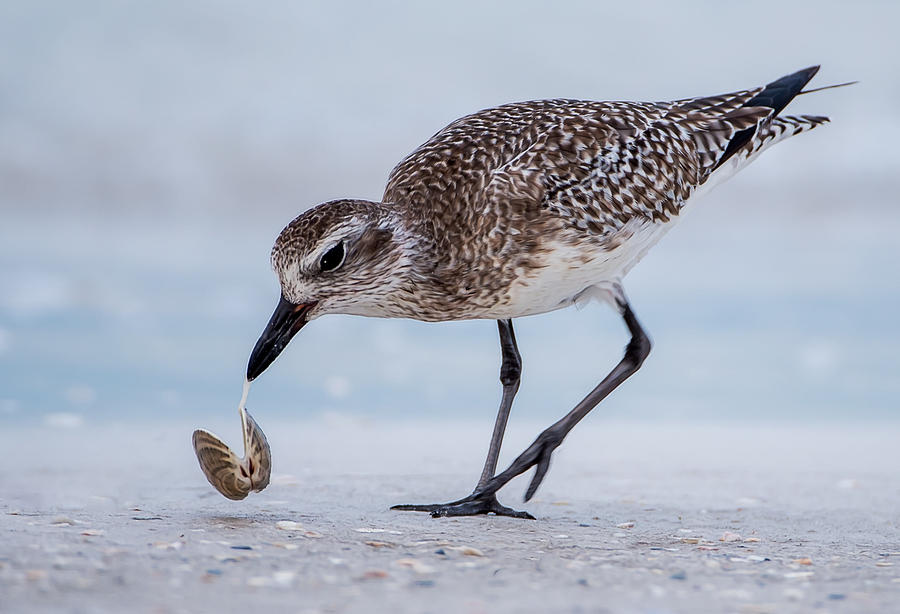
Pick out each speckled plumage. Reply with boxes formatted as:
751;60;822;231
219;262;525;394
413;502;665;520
251;67;836;514
271;67;828;323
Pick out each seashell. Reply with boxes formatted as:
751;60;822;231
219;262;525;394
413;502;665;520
193;404;271;500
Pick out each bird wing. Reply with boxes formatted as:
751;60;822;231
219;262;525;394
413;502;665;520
479;99;766;237
384;68;827;241
482;69;826;238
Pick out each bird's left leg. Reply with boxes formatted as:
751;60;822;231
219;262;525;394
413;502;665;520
473;297;651;504
391;319;533;518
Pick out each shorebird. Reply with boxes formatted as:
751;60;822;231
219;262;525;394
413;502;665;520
246;66;836;518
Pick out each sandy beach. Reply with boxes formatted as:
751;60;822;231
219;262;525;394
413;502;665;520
3;419;899;613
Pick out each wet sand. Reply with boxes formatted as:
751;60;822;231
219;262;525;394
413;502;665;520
3;419;899;613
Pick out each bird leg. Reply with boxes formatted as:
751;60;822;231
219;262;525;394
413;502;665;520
473;299;651;504
392;319;534;518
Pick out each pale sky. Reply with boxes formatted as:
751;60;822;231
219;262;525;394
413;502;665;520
1;1;897;425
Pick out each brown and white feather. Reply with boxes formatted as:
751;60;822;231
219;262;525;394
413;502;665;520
270;68;829;322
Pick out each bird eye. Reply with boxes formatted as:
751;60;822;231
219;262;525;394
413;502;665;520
319;241;345;272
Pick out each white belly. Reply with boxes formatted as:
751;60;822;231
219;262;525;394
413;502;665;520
494;219;672;318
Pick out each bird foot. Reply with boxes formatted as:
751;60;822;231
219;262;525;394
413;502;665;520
391;494;534;519
474;428;564;503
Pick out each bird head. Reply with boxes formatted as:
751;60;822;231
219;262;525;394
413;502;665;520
246;199;408;381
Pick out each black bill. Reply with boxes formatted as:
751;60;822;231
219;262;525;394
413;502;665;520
246;296;316;381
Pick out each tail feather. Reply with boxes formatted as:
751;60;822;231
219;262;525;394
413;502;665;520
797;80;858;96
712;66;821;171
757;114;830;150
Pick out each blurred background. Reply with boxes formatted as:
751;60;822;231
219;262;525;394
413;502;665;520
1;0;897;429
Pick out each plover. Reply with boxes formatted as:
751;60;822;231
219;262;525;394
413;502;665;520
246;66;836;518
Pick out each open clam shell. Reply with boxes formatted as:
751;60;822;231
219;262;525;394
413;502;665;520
192;407;272;500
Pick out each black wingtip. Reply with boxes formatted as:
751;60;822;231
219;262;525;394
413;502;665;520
712;66;823;172
746;66;821;117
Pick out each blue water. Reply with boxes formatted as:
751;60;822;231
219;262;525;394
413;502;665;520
3;188;898;427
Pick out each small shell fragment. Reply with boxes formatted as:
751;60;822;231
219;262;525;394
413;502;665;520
365;541;394;548
457;546;484;557
51;516;75;526
355;528;403;534
193;404;271;501
394;558;435;574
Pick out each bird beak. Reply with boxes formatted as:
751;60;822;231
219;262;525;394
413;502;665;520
246;296;317;381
